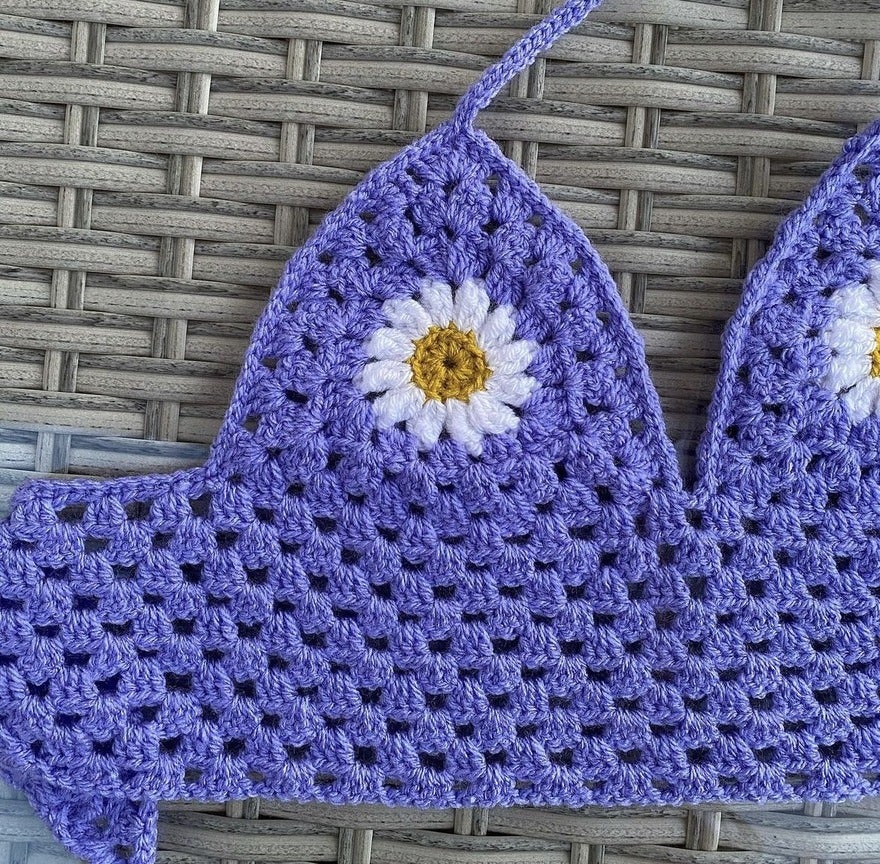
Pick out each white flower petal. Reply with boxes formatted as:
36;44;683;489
867;260;880;293
365;327;414;362
824;352;871;394
452;277;490;332
841;376;880;421
477;306;516;350
419;278;454;323
485;340;536;375
406;399;445;447
824;317;875;356
358;359;411;393
831;282;880;327
373;383;424;428
466;392;519;435
486;373;537;407
361;277;540;453
382;297;432;337
444;399;484;456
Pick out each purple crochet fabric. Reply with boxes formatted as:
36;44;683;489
3;2;880;861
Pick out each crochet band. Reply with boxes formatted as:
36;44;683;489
3;3;880;864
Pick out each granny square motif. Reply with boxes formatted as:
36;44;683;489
3;2;880;862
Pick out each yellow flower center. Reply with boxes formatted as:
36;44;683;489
872;328;880;378
409;323;491;402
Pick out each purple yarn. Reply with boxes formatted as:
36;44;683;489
3;2;880;862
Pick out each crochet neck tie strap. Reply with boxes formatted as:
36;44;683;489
452;0;607;130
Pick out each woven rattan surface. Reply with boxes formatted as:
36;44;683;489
2;0;880;861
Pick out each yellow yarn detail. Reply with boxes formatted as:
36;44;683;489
409;323;491;402
872;328;880;378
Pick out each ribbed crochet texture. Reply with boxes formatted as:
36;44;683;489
3;2;880;863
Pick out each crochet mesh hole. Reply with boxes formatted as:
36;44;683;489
84;537;109;554
243;414;260;433
234;679;256;699
684;695;708;712
165;672;192;693
224;738;245;757
93;738;114;756
160;736;181;755
115;845;134;861
561;640;583;656
184;767;203;783
152;532;172;550
245;566;268;585
96;673;121;695
286;744;310;761
355;746;377;765
57;502;87;522
27;679;49;697
420;752;446;771
254;507;274;523
189;493;212;518
114;564;137;580
307;573;328;592
854;202;871;225
627;581;646;601
426;692;448;710
549;748;573;767
64;651;90;667
216;531;238;549
746;580;765;597
285;389;308;405
181;562;203;583
815;687;837;705
754;747;777;763
173;618;195;636
125;500;152;521
138;705;159;722
73;595;99;611
687;747;710;765
260;356;278;370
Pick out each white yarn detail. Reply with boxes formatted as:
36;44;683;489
357;277;538;456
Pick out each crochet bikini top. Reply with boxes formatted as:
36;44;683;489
4;2;880;861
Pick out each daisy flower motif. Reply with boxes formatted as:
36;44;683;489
822;262;880;421
357;277;538;456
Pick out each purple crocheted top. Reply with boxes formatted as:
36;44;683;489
3;2;880;861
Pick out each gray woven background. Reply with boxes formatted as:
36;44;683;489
2;0;880;861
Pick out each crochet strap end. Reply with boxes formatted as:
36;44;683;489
451;0;607;130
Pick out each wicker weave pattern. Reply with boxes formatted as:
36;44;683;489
1;0;880;861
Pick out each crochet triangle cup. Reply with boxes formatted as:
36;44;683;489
6;2;880;861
